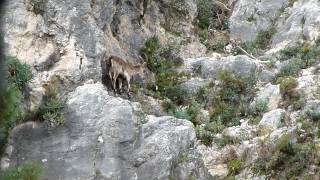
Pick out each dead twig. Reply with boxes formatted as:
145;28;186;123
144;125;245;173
235;45;270;64
213;0;231;11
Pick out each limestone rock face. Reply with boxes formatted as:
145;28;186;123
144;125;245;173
271;0;320;50
230;0;320;52
2;0;199;115
229;0;288;42
1;83;212;180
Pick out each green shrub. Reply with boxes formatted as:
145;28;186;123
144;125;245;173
210;71;257;127
195;82;215;108
0;162;42;180
195;126;213;146
274;41;320;81
28;0;48;15
0;57;31;154
249;99;268;117
255;28;276;49
276;134;296;156
6;56;33;90
161;98;176;114
227;159;242;175
196;0;229;30
306;110;320;122
274;58;302;82
278;76;298;96
141;36;187;105
0;85;22;129
196;0;214;29
164;86;189;105
204;120;225;134
38;98;65;126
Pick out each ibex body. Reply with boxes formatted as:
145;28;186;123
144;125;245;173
107;55;145;93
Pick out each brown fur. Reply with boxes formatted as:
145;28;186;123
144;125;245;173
107;55;145;93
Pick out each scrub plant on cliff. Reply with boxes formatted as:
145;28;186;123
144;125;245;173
141;36;188;105
37;75;65;127
0;56;33;154
0;162;42;180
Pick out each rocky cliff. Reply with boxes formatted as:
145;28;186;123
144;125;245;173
1;0;320;179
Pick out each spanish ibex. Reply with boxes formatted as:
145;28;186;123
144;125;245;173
107;55;146;93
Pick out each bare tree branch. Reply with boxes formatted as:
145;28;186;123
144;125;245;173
213;0;231;11
235;45;270;64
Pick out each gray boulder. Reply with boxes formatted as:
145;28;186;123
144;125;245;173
201;55;258;80
253;83;281;111
1;83;211;180
181;55;258;80
259;109;286;130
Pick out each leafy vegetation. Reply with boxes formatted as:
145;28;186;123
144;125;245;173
37;76;65;127
209;71;257;127
0;57;32;154
273;41;320;82
228;159;242;175
0;162;42;180
279;76;298;96
28;0;48;15
196;0;230;30
6;56;33;90
237;28;276;56
141;36;190;107
255;28;276;50
278;76;301;107
253;131;320;179
249;99;268;117
193;71;258;145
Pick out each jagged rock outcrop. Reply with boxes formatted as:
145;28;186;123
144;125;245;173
1;83;212;180
2;0;199;113
230;0;320;52
229;0;288;42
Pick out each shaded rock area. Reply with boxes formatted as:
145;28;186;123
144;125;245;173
1;83;212;180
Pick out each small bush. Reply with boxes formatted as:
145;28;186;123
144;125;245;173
209;71;257;127
28;0;48;15
204;120;225;134
274;58;302;82
0;162;42;180
227;159;242;175
165;86;189;105
276;134;296;156
274;41;320;81
196;0;230;30
37;76;65;127
278;76;298;96
161;98;176;114
195;126;214;146
249;99;268;117
0;85;22;129
306;110;320;122
38;97;65;126
0;57;32;154
141;36;187;105
255;28;276;49
6;56;33;90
